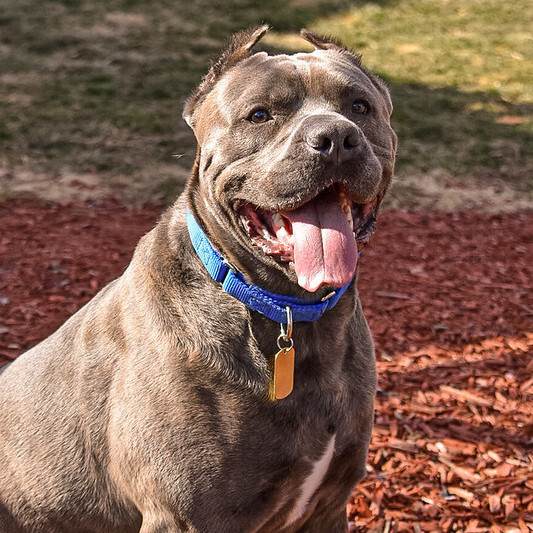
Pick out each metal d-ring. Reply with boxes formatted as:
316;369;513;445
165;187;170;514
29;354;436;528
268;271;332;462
277;306;294;350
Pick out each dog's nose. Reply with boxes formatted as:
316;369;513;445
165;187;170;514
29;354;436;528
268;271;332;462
306;120;360;164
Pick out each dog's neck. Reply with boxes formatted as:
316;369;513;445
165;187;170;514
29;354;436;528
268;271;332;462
186;207;354;327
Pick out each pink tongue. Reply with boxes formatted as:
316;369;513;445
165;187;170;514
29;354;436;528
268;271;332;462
283;192;358;292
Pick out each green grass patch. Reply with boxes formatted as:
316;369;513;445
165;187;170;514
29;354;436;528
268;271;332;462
300;0;533;191
0;0;531;204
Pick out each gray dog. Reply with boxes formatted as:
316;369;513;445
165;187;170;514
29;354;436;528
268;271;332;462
0;26;397;532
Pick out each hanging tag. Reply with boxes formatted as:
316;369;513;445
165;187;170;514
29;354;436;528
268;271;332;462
269;346;295;401
269;306;295;401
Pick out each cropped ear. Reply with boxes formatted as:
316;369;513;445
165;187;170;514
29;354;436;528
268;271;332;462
183;25;270;128
301;28;392;101
300;28;362;65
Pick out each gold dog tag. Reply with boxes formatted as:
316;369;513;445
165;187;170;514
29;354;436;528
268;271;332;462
269;346;295;401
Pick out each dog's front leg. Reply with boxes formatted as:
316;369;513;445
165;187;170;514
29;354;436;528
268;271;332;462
294;507;349;533
139;526;180;533
139;520;183;533
139;510;186;533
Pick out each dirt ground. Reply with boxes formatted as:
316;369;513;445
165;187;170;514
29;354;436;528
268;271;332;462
0;199;531;532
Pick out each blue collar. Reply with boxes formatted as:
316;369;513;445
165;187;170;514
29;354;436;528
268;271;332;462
186;208;353;324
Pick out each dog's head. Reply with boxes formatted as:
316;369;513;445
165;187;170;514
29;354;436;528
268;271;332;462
184;26;397;295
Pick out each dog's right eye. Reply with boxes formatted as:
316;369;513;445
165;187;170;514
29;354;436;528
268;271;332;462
249;109;272;124
352;100;369;115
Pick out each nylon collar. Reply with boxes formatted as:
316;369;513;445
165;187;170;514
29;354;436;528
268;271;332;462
186;208;353;324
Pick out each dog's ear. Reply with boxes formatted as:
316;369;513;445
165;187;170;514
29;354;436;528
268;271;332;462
301;29;392;105
300;29;362;65
183;25;269;128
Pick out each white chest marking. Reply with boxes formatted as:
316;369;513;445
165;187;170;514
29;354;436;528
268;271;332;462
285;435;336;527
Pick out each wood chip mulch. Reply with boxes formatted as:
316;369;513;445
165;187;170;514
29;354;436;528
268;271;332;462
0;199;531;532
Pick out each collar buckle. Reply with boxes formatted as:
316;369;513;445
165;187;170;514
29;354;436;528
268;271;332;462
320;291;337;302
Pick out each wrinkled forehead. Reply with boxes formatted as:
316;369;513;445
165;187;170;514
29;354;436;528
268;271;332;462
217;49;384;108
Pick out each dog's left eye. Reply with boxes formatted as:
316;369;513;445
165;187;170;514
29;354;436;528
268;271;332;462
352;100;369;115
249;109;272;124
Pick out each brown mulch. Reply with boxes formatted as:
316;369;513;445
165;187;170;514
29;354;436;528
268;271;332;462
0;199;531;532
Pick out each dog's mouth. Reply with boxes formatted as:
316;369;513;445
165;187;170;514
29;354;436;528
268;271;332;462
236;186;378;292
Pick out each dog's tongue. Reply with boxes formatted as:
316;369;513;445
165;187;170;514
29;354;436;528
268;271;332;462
283;191;357;292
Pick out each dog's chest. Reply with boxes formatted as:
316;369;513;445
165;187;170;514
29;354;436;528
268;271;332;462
283;434;336;527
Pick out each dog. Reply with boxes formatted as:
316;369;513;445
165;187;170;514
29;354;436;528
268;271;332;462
0;26;397;532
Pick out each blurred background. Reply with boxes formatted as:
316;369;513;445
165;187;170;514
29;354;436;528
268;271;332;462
0;0;531;209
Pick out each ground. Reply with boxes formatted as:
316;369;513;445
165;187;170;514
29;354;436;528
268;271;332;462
0;199;531;532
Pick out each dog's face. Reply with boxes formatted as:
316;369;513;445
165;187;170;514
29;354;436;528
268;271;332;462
184;27;397;294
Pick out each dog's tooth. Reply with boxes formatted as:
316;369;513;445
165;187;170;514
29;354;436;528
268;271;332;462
276;226;289;239
272;212;283;231
343;204;353;231
240;216;253;236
